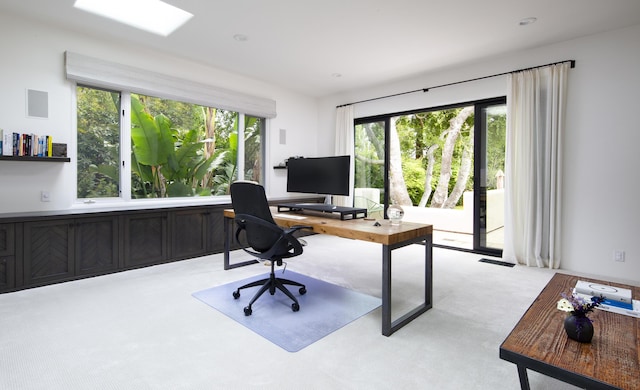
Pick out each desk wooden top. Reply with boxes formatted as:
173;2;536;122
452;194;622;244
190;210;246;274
224;208;432;246
500;273;639;389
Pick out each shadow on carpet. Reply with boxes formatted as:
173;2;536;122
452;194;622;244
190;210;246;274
192;271;381;352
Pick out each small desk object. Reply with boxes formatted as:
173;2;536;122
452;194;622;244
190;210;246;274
500;273;639;390
223;207;433;336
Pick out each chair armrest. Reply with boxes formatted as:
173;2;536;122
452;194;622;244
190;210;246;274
234;214;306;259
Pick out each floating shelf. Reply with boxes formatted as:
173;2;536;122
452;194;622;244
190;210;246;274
0;156;70;162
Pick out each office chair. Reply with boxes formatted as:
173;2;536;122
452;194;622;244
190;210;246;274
230;182;311;316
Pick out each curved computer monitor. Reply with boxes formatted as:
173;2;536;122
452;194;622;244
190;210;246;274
286;155;350;196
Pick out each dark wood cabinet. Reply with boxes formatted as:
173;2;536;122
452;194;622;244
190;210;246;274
207;207;228;253
0;224;16;291
0;200;316;293
23;219;74;286
76;216;119;276
170;208;208;260
122;211;168;268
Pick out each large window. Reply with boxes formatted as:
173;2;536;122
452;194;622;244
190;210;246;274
77;85;264;201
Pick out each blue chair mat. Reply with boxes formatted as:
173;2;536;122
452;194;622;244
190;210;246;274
192;271;381;352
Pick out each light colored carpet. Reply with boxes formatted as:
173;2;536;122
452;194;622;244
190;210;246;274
192;271;381;352
0;234;582;389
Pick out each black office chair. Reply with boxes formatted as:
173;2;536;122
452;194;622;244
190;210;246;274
230;181;311;316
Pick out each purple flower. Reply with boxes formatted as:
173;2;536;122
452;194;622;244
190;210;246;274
559;292;606;323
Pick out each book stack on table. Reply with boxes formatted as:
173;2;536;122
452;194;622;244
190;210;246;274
574;280;640;318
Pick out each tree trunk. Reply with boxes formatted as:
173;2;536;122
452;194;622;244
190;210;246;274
364;123;384;160
389;120;412;205
418;144;439;207
430;106;474;208
443;124;474;208
202;107;216;187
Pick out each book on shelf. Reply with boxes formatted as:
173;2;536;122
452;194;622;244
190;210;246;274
2;132;55;157
2;132;11;156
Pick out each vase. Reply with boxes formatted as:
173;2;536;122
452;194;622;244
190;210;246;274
564;313;594;343
386;204;404;225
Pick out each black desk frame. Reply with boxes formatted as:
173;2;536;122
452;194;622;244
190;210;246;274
223;213;433;336
499;348;621;390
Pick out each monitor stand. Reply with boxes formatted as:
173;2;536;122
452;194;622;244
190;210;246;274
276;202;367;220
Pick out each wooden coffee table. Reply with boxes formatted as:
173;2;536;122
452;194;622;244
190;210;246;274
500;273;639;390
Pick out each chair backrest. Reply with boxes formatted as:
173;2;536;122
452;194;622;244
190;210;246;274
230;182;280;253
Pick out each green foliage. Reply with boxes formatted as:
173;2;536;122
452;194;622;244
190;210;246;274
402;157;426;204
78;85;256;200
354;122;384;190
76;87;121;198
355;104;503;208
129;94;235;198
485;107;506;189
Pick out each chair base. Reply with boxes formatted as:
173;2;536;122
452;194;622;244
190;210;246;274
232;263;306;316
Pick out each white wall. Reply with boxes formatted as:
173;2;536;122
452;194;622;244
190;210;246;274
319;25;640;284
0;12;319;212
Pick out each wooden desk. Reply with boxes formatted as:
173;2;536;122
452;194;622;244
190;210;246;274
500;273;640;390
223;208;433;336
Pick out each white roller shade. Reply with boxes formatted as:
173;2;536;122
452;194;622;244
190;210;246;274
65;51;277;118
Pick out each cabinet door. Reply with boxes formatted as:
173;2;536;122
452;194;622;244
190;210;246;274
207;208;227;253
123;212;167;268
23;219;74;286
170;208;208;260
0;224;15;257
0;224;16;291
0;256;15;291
76;216;119;276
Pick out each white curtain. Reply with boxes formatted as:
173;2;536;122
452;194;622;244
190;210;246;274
334;105;355;207
503;62;570;268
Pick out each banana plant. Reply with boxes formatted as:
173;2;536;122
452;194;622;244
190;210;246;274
130;96;225;198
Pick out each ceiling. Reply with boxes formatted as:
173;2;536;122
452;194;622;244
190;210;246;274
2;0;640;97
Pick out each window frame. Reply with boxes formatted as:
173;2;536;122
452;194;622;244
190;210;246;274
74;84;266;205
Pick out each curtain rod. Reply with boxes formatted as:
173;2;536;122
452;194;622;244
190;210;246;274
336;59;575;108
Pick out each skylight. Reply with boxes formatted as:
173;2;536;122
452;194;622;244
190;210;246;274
74;0;193;37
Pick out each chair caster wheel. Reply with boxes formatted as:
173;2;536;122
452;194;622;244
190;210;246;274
292;302;300;312
233;291;240;299
244;306;252;316
299;287;307;295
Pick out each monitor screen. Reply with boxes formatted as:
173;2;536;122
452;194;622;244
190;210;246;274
286;155;350;196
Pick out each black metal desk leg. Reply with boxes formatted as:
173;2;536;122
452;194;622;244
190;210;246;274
381;235;433;336
424;235;433;306
517;365;531;390
382;244;392;336
223;215;258;270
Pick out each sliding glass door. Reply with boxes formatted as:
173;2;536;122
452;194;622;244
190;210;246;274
354;120;387;219
474;99;506;254
354;97;506;255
